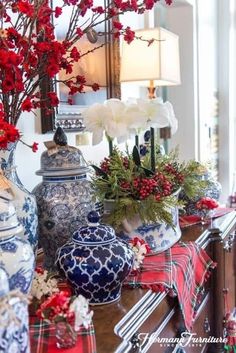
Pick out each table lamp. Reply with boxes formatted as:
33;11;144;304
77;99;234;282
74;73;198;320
120;27;181;96
120;27;181;147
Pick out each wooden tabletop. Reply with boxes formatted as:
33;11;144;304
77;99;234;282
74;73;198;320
92;211;236;353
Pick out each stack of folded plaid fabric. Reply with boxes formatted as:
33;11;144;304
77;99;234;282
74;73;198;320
124;241;216;331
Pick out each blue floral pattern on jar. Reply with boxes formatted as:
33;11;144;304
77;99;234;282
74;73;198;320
0;291;30;353
104;197;182;254
0;236;34;294
33;175;102;270
0;143;38;251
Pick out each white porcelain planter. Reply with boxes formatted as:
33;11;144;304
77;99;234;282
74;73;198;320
103;190;181;254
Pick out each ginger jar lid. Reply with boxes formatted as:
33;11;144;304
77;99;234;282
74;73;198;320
0;194;23;238
36;127;89;177
72;211;116;245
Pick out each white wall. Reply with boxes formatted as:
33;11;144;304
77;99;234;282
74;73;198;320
165;3;199;161
16;112;111;191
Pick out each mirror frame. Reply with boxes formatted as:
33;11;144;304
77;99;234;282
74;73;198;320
40;3;121;133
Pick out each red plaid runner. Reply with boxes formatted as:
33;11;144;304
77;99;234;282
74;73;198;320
124;241;216;331
29;317;97;353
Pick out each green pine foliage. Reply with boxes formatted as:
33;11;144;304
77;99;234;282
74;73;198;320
91;146;209;227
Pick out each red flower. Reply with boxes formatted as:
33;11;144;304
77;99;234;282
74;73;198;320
130;237;151;253
37;291;71;321
17;0;34;17
32;142;38;153
113;21;123;30
35;266;44;274
70;47;80;61
47;92;59;107
196;197;219;210
144;0;154;10
47;63;60;78
54;6;62;18
92;83;99;91
92;6;104;13
0;119;20;148
76;28;84;38
124;27;135;44
21;98;33;112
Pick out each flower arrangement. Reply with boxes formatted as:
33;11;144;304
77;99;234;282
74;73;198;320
195;197;219;211
0;0;174;148
0;0;172;151
83;97;177;154
195;197;219;220
92;145;208;227
36;291;93;329
129;237;150;270
36;290;93;348
31;267;59;301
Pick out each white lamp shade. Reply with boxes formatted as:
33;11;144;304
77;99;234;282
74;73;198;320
120;27;181;86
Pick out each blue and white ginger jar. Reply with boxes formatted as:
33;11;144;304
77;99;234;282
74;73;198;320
0;142;38;251
0;290;30;353
0;196;35;294
56;211;134;305
33;128;101;270
180;169;222;216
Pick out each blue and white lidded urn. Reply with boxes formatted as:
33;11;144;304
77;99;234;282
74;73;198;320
33;127;101;270
56;211;134;305
0;194;35;294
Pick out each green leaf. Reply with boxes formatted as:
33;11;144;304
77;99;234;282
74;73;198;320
141;167;154;177
132;146;141;166
91;165;108;179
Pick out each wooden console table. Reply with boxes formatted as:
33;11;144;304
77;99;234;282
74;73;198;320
92;211;236;353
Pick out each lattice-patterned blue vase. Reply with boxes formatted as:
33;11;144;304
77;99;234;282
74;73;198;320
56;211;134;305
33;127;101;270
0;142;38;251
0;196;35;294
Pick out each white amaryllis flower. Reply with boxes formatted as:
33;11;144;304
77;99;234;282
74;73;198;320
137;98;170;128
104;98;129;142
69;295;94;330
125;102;147;133
31;270;59;300
83;103;110;145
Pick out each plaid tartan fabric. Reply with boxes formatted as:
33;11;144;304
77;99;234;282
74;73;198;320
179;207;233;228
29;317;97;353
124;241;216;332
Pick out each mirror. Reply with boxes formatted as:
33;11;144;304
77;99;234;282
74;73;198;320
40;0;120;133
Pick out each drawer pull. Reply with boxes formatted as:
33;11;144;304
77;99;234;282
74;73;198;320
131;333;141;350
204;317;211;333
224;232;236;252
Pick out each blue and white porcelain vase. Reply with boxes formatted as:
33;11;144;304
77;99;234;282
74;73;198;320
0;142;38;251
0;196;35;294
33;127;101;270
103;189;182;254
56;211;134;305
0;290;30;353
180;169;222;216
